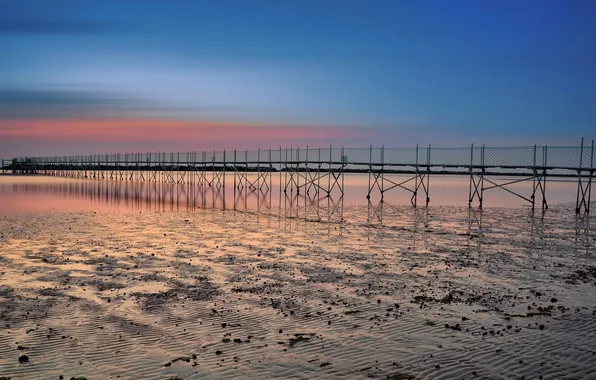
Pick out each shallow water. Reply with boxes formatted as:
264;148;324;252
0;173;582;214
0;174;595;380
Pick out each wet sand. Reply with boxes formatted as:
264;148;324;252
0;204;595;379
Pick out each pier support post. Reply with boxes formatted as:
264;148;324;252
380;145;385;199
529;145;548;211
426;144;431;206
576;139;594;214
257;148;261;191
542;145;549;210
223;149;226;189
413;145;419;207
296;147;300;195
469;145;485;208
468;144;476;207
367;145;373;200
589;141;594;213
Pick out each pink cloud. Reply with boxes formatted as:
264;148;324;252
1;118;353;140
0;118;369;157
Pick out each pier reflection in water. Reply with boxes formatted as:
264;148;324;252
1;175;591;252
2;176;346;223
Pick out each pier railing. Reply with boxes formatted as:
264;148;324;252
4;144;595;169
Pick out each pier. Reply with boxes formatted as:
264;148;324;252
2;139;594;213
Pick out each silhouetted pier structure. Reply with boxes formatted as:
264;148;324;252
2;139;594;213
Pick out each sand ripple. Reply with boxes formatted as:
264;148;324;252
0;206;594;379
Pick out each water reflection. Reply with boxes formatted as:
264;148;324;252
530;208;546;237
367;199;384;224
574;213;592;254
367;199;429;230
2;176;592;256
468;207;483;232
2;177;347;224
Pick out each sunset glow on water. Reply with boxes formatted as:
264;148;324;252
0;174;582;215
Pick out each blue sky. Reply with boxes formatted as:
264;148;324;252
0;0;595;156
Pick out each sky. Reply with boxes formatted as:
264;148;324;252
0;0;595;158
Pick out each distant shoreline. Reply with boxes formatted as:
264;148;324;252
0;173;40;177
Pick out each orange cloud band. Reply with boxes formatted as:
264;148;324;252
0;118;363;143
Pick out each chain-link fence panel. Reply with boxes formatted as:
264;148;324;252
546;147;582;168
314;147;332;163
429;147;470;167
202;151;214;164
281;147;296;163
216;150;227;163
343;148;370;164
580;145;595;168
483;146;535;167
469;147;483;166
258;148;272;163
300;147;314;163
384;148;418;165
270;148;282;163
242;149;256;163
178;152;189;164
311;147;331;163
294;147;303;163
368;148;382;164
333;147;344;163
231;149;247;164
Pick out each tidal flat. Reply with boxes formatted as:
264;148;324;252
0;202;595;379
